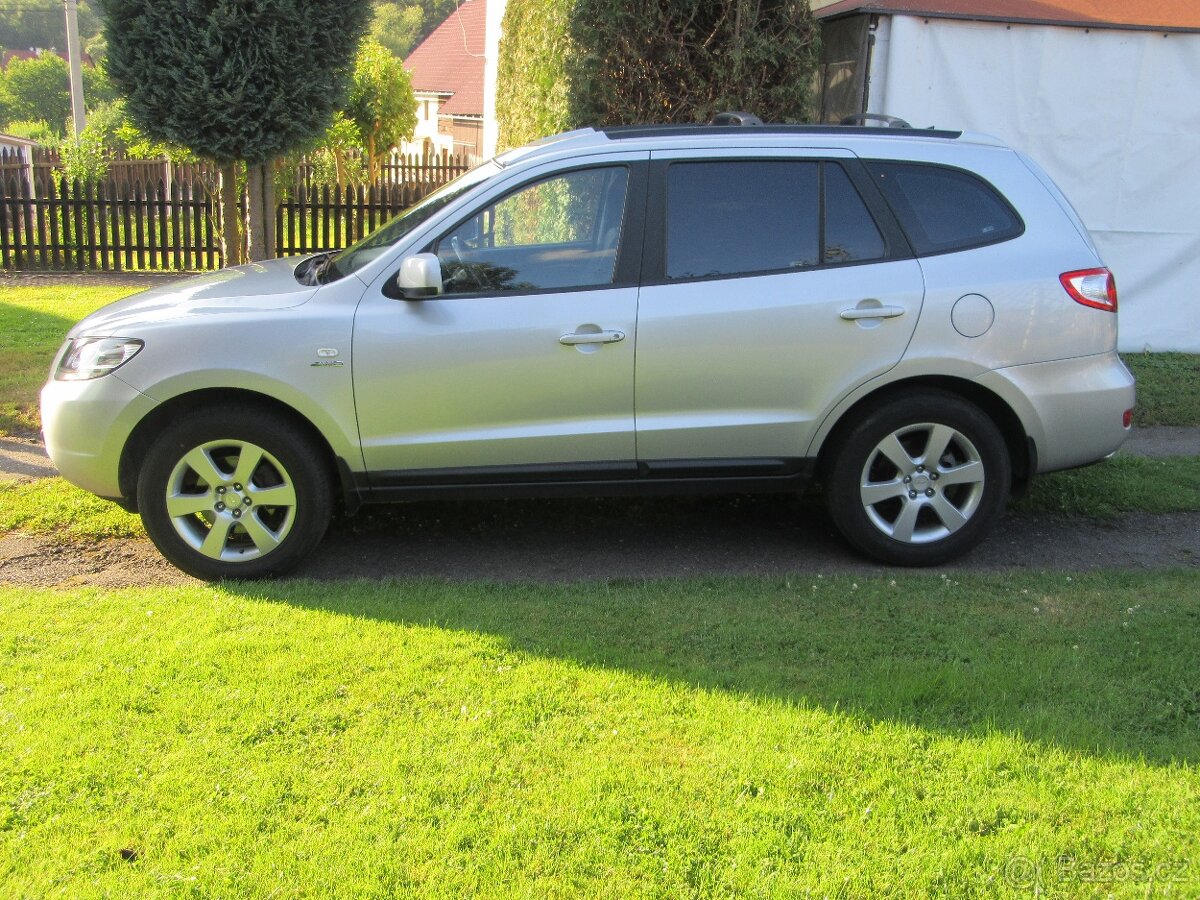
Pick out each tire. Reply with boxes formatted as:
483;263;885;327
137;405;333;580
825;391;1011;566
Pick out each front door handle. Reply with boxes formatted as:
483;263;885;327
839;305;906;321
559;329;626;346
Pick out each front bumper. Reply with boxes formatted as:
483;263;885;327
40;373;158;500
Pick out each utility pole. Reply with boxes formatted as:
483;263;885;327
63;0;87;135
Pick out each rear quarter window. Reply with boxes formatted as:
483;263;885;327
865;161;1023;256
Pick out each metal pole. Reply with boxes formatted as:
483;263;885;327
63;0;87;135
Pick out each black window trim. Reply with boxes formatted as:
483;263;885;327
413;160;650;300
862;158;1026;258
641;156;913;287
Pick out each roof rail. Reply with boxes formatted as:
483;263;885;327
710;111;764;126
599;123;963;140
841;113;912;128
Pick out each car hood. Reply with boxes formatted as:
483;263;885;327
69;257;319;337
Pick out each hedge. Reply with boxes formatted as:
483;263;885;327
496;0;820;150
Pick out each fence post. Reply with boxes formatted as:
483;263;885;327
33;167;49;270
0;168;11;270
17;164;35;270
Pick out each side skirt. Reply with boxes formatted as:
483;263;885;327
354;458;816;503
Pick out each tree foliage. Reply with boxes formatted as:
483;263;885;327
370;2;426;57
346;37;417;180
1;54;72;133
98;0;374;263
4;119;58;146
0;53;117;135
97;0;373;165
58;128;109;183
311;113;368;188
368;0;459;57
495;0;577;151
83;99;195;161
496;0;820;150
276;111;368;195
0;0;102;52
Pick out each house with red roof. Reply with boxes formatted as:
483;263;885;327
811;0;1200;351
403;0;486;160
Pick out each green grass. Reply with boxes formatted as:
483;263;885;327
2;282;1198;895
0;284;132;435
0;477;143;539
1015;455;1200;517
1;573;1197;897
1122;352;1200;426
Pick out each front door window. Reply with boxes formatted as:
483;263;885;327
435;166;630;294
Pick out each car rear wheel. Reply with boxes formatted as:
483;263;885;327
826;391;1011;566
137;406;332;580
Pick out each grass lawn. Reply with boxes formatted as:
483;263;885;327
1122;353;1200;427
1012;455;1200;517
0;477;144;540
2;282;1199;896
0;284;133;436
2;573;1198;898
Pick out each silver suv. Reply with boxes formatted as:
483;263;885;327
41;122;1135;579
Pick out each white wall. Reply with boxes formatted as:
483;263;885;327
482;0;509;158
868;16;1200;352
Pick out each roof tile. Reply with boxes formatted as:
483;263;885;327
813;0;1200;30
404;0;486;117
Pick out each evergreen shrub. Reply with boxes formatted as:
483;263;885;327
496;0;819;149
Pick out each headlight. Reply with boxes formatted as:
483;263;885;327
55;337;144;381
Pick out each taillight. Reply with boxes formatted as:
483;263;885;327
1060;267;1117;312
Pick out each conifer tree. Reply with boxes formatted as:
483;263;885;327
98;0;372;262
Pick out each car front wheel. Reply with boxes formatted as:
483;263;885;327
137;406;333;580
826;392;1011;566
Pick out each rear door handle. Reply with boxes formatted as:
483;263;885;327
559;330;626;345
839;305;906;321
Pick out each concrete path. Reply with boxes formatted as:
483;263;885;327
1119;426;1199;457
0;436;56;479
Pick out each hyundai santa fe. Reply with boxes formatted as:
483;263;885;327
41;120;1136;579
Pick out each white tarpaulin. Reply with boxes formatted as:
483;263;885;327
868;15;1200;351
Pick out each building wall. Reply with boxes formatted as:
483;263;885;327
404;91;456;157
865;15;1200;351
443;118;483;159
483;0;509;157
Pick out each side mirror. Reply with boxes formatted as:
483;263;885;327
382;253;443;300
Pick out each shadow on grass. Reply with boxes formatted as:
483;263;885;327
239;565;1200;767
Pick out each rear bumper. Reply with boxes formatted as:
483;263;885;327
976;352;1135;473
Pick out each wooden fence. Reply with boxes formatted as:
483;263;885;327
0;148;472;271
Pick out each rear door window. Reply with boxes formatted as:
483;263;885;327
663;160;887;281
823;163;887;264
865;161;1022;255
666;161;819;279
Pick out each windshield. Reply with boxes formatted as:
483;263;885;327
310;161;500;283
